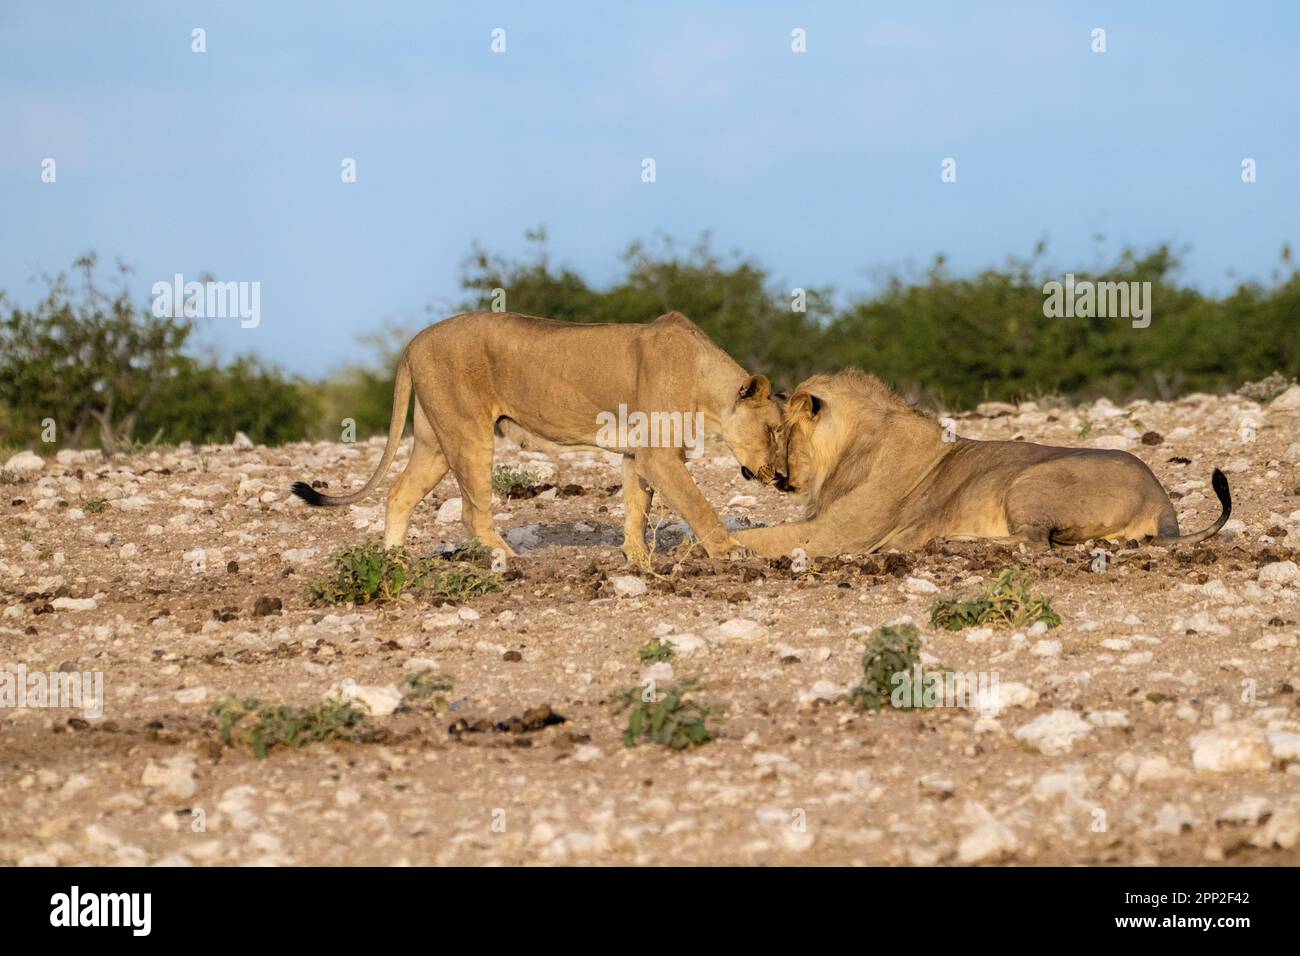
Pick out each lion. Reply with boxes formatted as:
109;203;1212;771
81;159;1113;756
291;311;785;561
735;368;1231;557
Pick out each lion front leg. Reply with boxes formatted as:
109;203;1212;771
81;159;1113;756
620;455;654;566
733;522;823;559
633;450;742;559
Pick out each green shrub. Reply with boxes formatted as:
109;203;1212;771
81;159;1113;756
492;464;541;497
306;541;503;606
930;568;1061;630
306;543;424;605
1238;371;1294;403
401;670;454;712
849;623;927;712
614;677;714;749
211;695;369;758
638;638;674;663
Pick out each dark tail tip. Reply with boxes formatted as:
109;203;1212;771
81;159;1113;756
291;481;326;506
1211;468;1231;516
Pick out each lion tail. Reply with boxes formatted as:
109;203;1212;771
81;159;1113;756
291;351;412;507
1152;468;1231;547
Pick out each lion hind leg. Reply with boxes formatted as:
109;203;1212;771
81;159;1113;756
439;422;515;558
383;407;449;550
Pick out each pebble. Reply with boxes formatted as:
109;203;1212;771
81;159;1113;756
1190;724;1273;773
608;575;648;598
1014;710;1093;755
141;756;197;799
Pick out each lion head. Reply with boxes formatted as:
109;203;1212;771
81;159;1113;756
776;369;929;515
720;373;786;485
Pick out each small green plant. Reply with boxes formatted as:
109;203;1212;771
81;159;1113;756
306;543;423;605
850;622;927;712
1238;371;1294;403
638;637;674;663
401;669;453;711
307;541;504;606
614;677;714;749
445;538;494;565
424;563;504;603
81;497;109;515
930;568;1061;631
210;694;369;758
1076;420;1093;439
492;464;540;496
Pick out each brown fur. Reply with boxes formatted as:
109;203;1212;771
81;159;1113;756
736;368;1231;557
291;311;785;561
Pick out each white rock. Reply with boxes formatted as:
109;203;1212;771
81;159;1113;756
4;450;44;475
1268;384;1300;410
1190;724;1272;773
666;632;707;656
232;431;255;449
903;576;939;595
1268;731;1300;763
435;498;463;524
609;575;648;598
798;680;844;707
141;756;197;799
1251;804;1300;849
51;597;97;611
712;618;768;642
641;662;674;684
174;686;207;705
1217;796;1270;825
1258;561;1300;587
1014;710;1093;756
1135;755;1187;786
1030;639;1061;658
957;802;1018;863
1151;802;1198;835
967;680;1037;717
332;682;403;717
1087;709;1130;728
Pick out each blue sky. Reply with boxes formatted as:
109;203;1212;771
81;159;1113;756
2;1;1297;377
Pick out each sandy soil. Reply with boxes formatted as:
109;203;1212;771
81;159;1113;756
2;388;1299;867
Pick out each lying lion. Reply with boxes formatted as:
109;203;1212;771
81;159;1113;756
292;311;784;561
735;368;1231;557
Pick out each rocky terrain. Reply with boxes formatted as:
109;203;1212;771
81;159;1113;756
2;386;1300;866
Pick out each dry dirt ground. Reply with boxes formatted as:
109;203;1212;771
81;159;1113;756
3;389;1300;867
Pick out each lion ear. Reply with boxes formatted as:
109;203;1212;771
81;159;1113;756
738;373;772;403
789;391;823;419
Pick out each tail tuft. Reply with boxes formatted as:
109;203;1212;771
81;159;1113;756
291;481;326;506
1211;467;1231;513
